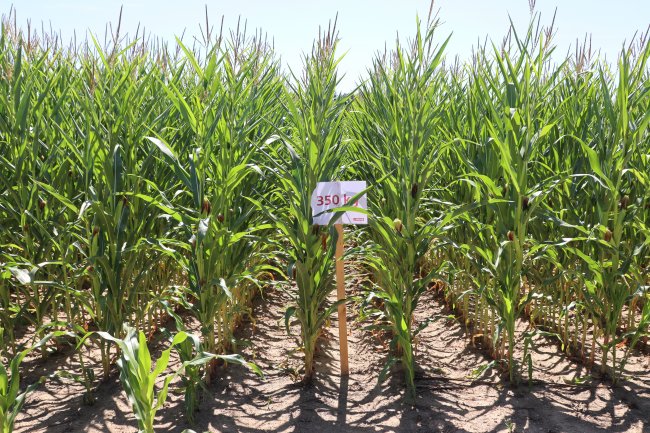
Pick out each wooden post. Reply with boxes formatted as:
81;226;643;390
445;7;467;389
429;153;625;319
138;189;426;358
335;223;349;375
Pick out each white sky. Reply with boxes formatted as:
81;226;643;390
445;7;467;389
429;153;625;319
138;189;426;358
7;1;650;91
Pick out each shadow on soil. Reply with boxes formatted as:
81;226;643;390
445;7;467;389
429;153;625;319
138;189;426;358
15;287;650;433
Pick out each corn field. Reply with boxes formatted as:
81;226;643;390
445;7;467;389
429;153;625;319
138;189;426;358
0;7;649;433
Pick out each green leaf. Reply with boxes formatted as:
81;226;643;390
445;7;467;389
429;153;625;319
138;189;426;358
284;306;297;335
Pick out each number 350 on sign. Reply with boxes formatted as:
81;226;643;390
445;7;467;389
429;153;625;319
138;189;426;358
311;181;367;225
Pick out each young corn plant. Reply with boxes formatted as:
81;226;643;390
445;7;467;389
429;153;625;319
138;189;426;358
161;312;264;425
1;349;42;433
0;332;68;433
162;325;204;425
96;327;260;433
95;328;187;433
258;22;349;381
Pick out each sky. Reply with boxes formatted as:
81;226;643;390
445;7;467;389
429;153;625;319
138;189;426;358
5;1;650;91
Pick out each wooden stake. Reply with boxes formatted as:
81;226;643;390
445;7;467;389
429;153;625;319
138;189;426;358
335;223;349;376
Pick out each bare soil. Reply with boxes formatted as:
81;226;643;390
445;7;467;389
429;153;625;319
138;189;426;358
13;274;650;433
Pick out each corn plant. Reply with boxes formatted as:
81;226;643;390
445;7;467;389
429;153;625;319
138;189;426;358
1;352;40;433
1;2;649;405
348;17;454;398
0;264;18;357
0;332;68;433
158;289;241;423
432;15;578;384
563;40;650;381
96;327;260;433
257;22;349;381
145;30;282;381
475;47;555;382
0;35;68;355
163;325;204;424
96;328;186;433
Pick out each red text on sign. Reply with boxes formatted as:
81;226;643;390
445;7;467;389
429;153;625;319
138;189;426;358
315;194;359;207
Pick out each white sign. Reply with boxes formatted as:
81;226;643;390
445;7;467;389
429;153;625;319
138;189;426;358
311;181;367;225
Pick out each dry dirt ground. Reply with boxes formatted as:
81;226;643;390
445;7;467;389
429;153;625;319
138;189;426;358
13;276;650;433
